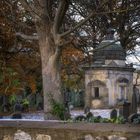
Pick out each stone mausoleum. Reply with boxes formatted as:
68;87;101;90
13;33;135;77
84;34;135;109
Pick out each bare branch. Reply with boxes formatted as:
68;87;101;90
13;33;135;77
53;0;69;34
19;0;42;19
60;7;137;38
16;32;38;40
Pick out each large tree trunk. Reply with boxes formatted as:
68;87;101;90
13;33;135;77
38;29;63;119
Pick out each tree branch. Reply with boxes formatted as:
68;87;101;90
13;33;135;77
53;0;69;34
60;7;137;38
19;0;42;19
16;32;38;40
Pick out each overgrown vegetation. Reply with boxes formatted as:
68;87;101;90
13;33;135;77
47;93;68;120
51;101;66;120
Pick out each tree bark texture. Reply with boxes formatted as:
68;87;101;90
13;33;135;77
38;26;63;119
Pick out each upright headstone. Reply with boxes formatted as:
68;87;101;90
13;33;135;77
64;88;70;111
14;102;22;112
110;109;117;119
84;106;90;114
119;102;130;120
12;102;22;119
131;88;137;114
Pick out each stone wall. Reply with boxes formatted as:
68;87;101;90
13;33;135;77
0;120;140;140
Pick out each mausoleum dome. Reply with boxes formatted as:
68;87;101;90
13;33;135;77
93;40;126;61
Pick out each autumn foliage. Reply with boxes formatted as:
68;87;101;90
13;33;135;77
0;0;41;95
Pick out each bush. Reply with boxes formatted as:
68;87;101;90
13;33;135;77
51;101;66;120
9;94;17;105
21;98;29;112
47;92;67;120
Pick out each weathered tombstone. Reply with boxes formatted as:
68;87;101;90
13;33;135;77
69;104;74;111
12;102;22;119
131;88;137;114
79;91;84;107
64;88;70;108
110;109;117;119
2;95;10;112
84;106;90;114
37;102;43;110
2;104;10;113
36;93;43;110
14;102;22;112
86;112;93;119
118;101;130;120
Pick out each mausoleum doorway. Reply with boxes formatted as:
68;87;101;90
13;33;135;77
88;80;109;108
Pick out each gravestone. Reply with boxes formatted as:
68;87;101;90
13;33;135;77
37;102;43;110
12;102;22;119
2;104;10;113
131;90;137;114
84;106;90;114
118;102;130;120
14;102;22;112
64;88;70;108
110;109;117;119
86;112;93;119
36;93;43;110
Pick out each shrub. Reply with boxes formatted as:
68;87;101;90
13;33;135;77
21;98;29;112
51;101;66;120
46;92;67;120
